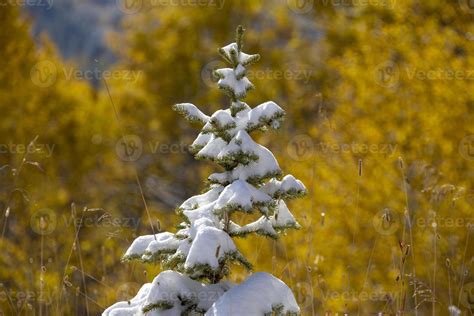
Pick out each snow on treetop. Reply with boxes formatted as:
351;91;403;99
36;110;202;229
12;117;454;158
237;51;260;66
218;42;260;67
218;42;239;62
214;31;260;101
205;272;300;316
215;68;254;100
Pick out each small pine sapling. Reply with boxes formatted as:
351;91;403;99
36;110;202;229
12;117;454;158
104;26;307;316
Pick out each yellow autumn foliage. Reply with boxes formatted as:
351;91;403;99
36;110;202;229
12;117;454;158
0;1;473;315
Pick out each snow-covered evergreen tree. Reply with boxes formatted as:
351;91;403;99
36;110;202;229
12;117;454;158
104;26;306;316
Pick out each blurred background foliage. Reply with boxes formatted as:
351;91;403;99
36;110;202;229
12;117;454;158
0;0;473;315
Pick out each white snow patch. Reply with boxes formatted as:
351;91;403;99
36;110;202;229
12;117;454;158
247;101;285;130
183;201;218;224
102;282;152;316
232;144;280;181
234;63;246;78
261;175;307;197
219;43;239;61
219;42;259;67
281;174;306;193
188;217;217;239
185;227;237;269
124;233;178;259
205;272;300;316
179;185;223;210
208;172;231;184
210;110;235;129
231;216;277;237
191;132;212;150
217;130;258;161
271;200;299;228
145;233;180;255
197;136;228;160
103;271;233;316
174;103;210;123
215;68;253;99
238;51;258;66
215;179;272;212
145;271;231;312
